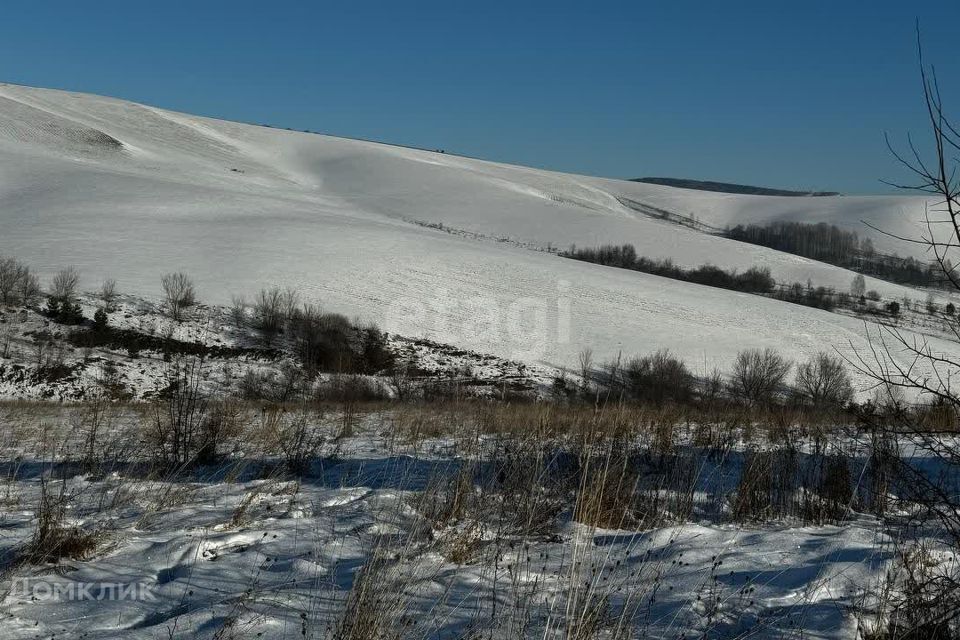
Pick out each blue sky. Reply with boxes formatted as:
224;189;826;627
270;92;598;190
1;0;957;194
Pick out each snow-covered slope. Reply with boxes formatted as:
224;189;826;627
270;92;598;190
0;82;950;385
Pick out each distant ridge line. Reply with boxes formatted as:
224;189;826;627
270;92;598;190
632;177;841;197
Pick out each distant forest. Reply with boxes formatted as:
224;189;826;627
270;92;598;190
561;244;776;295
725;221;947;289
561;242;918;317
632;177;840;197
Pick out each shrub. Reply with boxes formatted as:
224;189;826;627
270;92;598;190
687;264;735;289
290;306;354;374
230;294;247;328
69;324;269;360
333;546;413;640
851;273;867;298
622;349;695;404
315;374;389;402
152;356;212;466
93;307;109;332
732;447;798;522
46;298;84;325
99;279;118;311
268;407;325;476
862;542;960;640
25;479;101;564
45;267;84;324
572;442;641;529
735;266;776;293
730;348;792;406
252;287;286;334
288;305;394;375
795;353;854;408
238;363;306;402
160;272;197;322
358;324;394;374
50;267;80;305
813;454;853;523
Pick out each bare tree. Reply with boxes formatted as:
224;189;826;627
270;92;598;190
30;332;52;369
281;287;301;320
0;258;23;305
387;362;413;400
0;258;41;307
729;348;791;406
578;347;594;390
50;267;80;305
0;313;20;358
99;279;118;311
230;294;247;328
850;273;866;299
795;352;854;408
153;356;209;466
161;272;197;322
17;268;41;306
844;36;960;637
253;287;285;334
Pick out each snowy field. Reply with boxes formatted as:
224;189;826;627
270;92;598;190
0;83;955;384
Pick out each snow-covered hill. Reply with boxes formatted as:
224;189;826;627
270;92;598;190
0;82;951;386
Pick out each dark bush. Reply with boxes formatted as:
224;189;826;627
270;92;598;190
289;306;393;376
46;298;84;325
623;349;695;404
68;325;275;360
93;308;109;332
735;267;776;294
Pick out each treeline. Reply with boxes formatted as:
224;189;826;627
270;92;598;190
773;281;842;311
725;221;946;288
558;347;858;412
562;244;776;294
560;244;924;319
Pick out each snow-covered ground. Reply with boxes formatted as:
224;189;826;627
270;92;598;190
1;289;957;403
0;82;955;387
0;405;931;639
0;293;563;401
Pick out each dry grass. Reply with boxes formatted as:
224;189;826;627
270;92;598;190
0;396;949;638
22;479;103;564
